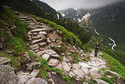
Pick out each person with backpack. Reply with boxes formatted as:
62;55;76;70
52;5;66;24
94;42;100;57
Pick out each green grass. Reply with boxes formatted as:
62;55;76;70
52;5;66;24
51;43;66;54
39;57;50;69
40;69;47;79
101;76;114;84
9;37;27;55
31;15;82;47
28;51;35;59
50;68;71;84
101;52;125;80
0;6;28;40
71;52;79;63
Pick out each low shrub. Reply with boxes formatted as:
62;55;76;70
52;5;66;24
102;76;113;84
28;51;35;59
71;53;79;63
40;69;47;79
39;57;50;69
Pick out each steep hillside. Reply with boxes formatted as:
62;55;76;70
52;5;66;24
32;0;62;19
58;2;125;66
0;6;125;84
2;0;91;44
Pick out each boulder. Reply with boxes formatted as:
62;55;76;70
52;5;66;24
47;38;51;43
45;49;60;58
0;65;17;84
36;51;45;57
17;71;31;84
72;64;81;70
93;79;109;84
26;78;48;84
73;69;85;79
81;67;89;75
48;79;54;84
0;57;11;65
63;57;69;62
29;44;39;50
48;59;59;67
27;62;41;70
30;69;40;77
42;54;50;61
62;62;71;72
90;68;102;78
56;63;63;71
79;62;91;68
68;71;75;77
32;39;43;44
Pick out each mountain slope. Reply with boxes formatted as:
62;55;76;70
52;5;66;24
0;5;125;84
58;8;88;22
32;0;62;19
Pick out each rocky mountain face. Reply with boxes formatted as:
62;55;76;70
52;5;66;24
58;8;88;23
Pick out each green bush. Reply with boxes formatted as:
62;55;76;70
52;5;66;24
63;76;70;84
10;56;21;70
28;51;35;59
51;43;66;54
39;57;50;69
51;46;60;54
102;76;113;84
50;68;70;84
50;68;64;76
40;69;47;79
71;53;79;63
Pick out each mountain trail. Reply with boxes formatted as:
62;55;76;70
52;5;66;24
12;14;119;84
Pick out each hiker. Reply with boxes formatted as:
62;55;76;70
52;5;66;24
94;42;100;57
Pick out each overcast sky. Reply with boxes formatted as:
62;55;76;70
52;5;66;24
39;0;124;10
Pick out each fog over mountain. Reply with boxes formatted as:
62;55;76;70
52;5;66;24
40;0;124;10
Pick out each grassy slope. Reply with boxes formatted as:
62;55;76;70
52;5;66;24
0;6;28;70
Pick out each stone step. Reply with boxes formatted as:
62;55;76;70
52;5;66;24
35;51;45;57
29;44;39;50
32;39;44;44
31;28;50;32
32;34;45;40
39;31;47;35
38;42;46;47
0;57;11;65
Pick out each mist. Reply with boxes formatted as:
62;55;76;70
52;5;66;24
39;0;124;10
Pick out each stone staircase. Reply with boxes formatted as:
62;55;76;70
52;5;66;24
16;14;117;84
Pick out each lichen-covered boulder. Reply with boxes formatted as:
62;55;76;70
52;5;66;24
0;65;17;84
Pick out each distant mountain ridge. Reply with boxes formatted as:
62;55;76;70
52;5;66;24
58;2;125;44
58;8;88;22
